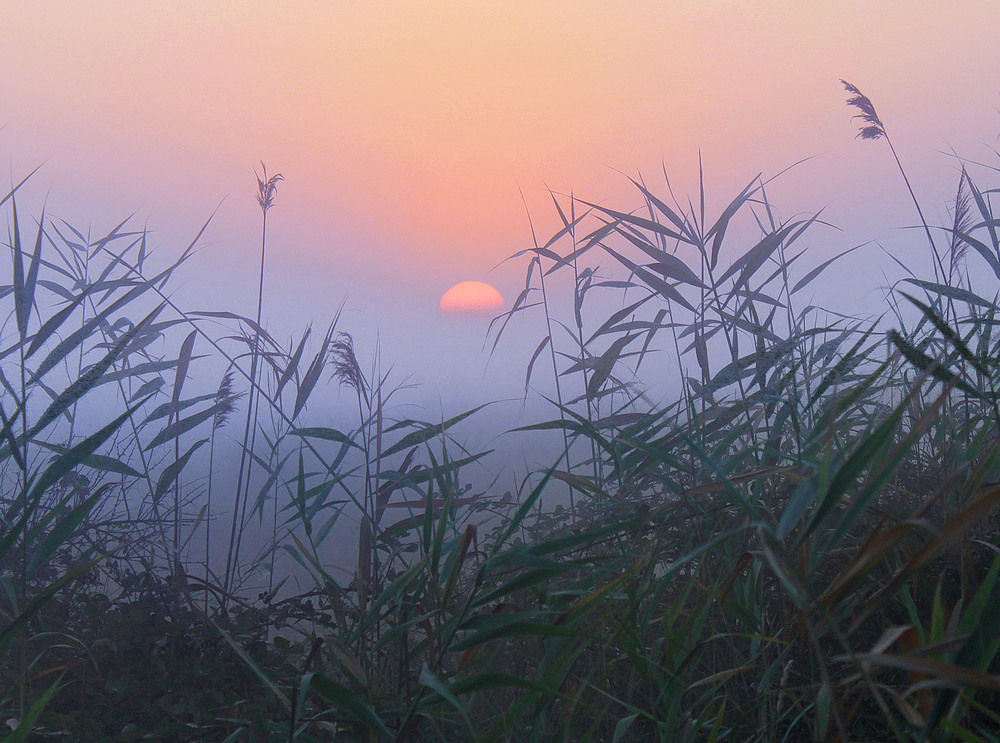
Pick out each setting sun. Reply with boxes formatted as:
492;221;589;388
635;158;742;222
439;280;505;314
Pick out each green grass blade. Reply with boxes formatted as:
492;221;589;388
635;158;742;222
1;673;63;743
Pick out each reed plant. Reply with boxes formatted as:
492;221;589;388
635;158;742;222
224;163;284;601
4;82;1000;740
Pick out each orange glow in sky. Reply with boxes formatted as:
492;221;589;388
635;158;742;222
3;1;1000;326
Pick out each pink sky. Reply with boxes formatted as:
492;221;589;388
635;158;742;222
3;1;1000;383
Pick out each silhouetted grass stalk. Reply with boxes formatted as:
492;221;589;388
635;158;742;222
842;81;949;305
224;164;282;600
508;187;580;519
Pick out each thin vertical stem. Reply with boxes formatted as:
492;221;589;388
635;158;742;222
224;165;282;603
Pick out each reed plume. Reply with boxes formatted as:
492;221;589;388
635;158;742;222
841;79;885;140
949;169;973;265
841;79;946;291
212;370;241;430
330;332;369;403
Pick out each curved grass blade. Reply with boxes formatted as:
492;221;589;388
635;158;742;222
888;330;983;398
381;405;487;458
153;438;207;503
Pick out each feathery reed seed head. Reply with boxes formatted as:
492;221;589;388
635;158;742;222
949;172;973;264
841;79;885;140
255;162;284;213
330;332;368;397
213;370;241;430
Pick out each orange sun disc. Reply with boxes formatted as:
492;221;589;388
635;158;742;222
439;281;505;315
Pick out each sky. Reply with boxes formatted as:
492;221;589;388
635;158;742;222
3;1;1000;406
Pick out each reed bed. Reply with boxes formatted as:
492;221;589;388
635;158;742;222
2;84;1000;741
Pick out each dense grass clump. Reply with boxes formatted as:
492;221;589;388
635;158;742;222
3;84;1000;741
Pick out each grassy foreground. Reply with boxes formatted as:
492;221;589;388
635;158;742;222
3;84;1000;741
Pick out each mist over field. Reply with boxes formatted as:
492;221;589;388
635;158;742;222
5;2;1000;739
